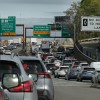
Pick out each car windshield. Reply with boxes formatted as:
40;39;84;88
22;60;44;74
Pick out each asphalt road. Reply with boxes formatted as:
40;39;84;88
53;77;100;100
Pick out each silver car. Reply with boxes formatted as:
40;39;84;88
92;70;100;84
19;56;54;100
0;55;38;100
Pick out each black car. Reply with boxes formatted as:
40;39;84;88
65;68;79;80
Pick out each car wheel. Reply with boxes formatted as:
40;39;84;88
80;79;82;82
54;75;56;78
76;78;79;81
91;79;93;83
68;77;70;80
65;75;67;80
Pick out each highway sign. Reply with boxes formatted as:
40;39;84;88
33;25;50;38
62;24;71;37
81;16;100;32
0;16;16;36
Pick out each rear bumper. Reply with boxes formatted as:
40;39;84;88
81;76;92;80
69;75;77;79
37;90;54;100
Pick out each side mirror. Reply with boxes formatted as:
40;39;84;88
2;73;20;89
29;74;38;82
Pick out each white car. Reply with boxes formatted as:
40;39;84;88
54;60;61;66
4;50;12;55
54;66;69;78
0;47;5;54
77;62;89;71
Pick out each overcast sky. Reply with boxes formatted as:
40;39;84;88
0;0;81;18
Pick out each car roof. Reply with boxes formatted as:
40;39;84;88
19;56;41;61
60;66;69;67
0;54;20;63
80;62;88;64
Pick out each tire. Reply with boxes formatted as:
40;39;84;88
77;78;79;82
57;75;59;78
80;79;82;82
54;75;56;78
65;75;67;80
68;77;70;80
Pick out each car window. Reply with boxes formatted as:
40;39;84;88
22;60;44;74
63;60;72;63
0;60;21;81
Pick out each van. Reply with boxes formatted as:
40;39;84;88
90;62;100;70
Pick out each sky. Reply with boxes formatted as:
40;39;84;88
0;0;81;18
0;0;82;40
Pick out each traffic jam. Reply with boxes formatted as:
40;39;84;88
1;0;100;100
0;39;100;100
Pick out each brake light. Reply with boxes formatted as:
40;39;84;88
38;72;51;79
9;81;33;92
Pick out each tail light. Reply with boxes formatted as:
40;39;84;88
38;72;51;79
9;81;33;92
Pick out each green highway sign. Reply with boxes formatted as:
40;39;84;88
0;16;16;36
33;25;50;38
62;24;71;37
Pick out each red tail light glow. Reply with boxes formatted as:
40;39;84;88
9;81;33;92
38;72;51;79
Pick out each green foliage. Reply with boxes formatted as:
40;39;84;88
65;0;100;40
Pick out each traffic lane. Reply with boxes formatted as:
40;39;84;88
53;78;100;100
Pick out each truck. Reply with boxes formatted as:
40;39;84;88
41;41;50;52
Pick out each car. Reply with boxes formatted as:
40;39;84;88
45;56;55;62
0;54;38;100
4;50;12;55
0;47;5;54
77;62;89;71
0;86;9;100
65;68;79;80
92;70;100;84
54;60;61;66
77;70;95;82
72;61;82;68
55;52;65;60
62;59;73;67
55;66;69;78
45;63;59;75
90;62;100;70
19;56;54;100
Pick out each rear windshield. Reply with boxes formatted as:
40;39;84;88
82;64;88;66
60;67;69;70
46;64;55;69
74;62;81;65
22;60;44;74
63;60;72;63
84;68;95;71
0;60;21;81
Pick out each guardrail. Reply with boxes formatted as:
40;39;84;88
74;43;97;63
79;37;100;43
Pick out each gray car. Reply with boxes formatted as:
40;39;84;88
0;54;38;100
19;56;54;100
